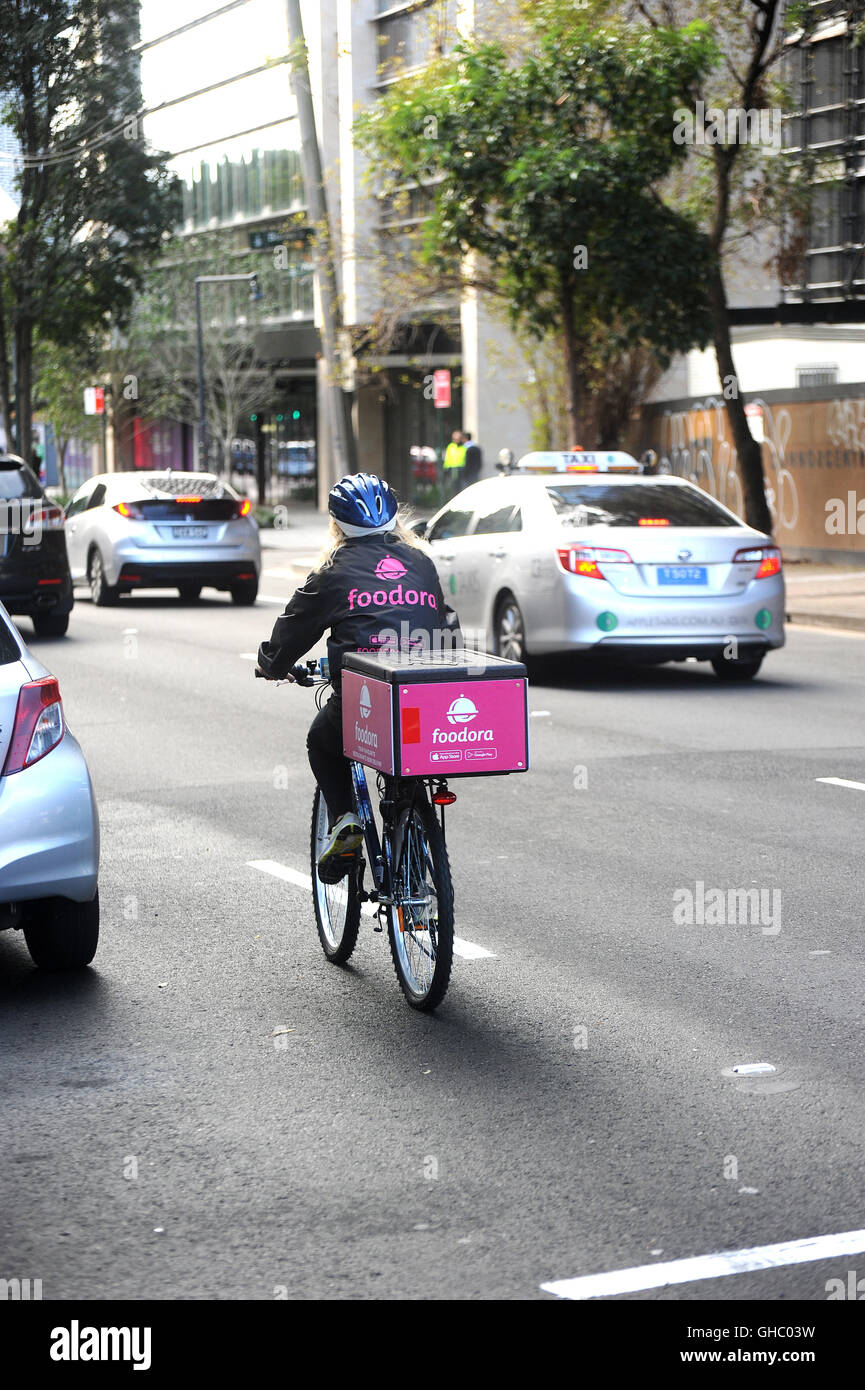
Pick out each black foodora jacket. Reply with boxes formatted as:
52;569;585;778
257;532;461;691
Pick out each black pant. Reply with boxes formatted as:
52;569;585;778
307;697;354;827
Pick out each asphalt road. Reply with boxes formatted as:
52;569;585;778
1;557;864;1303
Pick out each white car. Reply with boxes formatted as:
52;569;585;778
0;604;99;967
65;470;261;605
423;452;785;680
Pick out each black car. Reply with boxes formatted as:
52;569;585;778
0;454;73;637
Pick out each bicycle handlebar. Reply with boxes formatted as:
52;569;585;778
255;658;327;687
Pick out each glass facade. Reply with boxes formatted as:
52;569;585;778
375;0;460;83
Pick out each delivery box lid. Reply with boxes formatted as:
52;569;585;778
342;646;526;684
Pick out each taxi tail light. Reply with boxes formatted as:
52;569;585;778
734;545;781;579
236;498;252;518
2;677;65;776
113;501;144;520
556;545;633;580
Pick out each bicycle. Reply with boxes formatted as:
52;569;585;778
257;658;456;1011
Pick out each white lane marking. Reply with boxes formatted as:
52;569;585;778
809;950;832;956
454;938;496;960
816;776;865;792
239;652;258;661
257;594;292;605
247;860;495;954
724;1062;775;1076
530;710;551;718
788;623;865;639
542;1228;865;1300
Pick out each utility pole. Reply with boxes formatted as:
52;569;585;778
284;0;357;479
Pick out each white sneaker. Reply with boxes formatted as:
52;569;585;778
317;812;363;876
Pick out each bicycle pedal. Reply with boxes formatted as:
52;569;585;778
317;852;357;885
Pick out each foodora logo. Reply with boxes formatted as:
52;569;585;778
434;693;492;744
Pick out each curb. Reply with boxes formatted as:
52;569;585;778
787;611;865;633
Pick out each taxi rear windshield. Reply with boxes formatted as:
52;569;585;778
136;498;238;521
546;483;741;528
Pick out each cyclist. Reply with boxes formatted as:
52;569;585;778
256;472;460;877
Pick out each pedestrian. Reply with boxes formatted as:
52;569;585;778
462;430;482;485
443;429;466;499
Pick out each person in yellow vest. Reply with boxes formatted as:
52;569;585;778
443;429;466;498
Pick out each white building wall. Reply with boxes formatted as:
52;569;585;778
683;326;865;397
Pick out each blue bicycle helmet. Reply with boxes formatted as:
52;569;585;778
329;472;398;537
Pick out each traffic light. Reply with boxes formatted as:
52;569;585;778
275;413;284;422
292;409;300;420
249;413;258;423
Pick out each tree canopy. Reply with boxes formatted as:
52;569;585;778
357;19;720;446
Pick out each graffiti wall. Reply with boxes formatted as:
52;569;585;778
646;393;865;554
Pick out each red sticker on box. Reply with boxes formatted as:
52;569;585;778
401;706;421;744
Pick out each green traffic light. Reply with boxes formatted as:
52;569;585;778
250;413;258;422
292;409;300;420
276;413;284;422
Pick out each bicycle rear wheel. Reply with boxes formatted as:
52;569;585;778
388;795;454;1011
310;787;361;964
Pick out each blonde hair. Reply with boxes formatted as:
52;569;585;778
316;509;428;570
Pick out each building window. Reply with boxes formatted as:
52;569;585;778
375;0;458;84
796;365;838;388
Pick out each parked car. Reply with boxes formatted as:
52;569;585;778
0;453;74;637
0;603;99;967
276;442;316;479
65;470;261;605
422;451;785;680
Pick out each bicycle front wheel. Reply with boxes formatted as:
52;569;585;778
388;796;454;1011
310;786;361;964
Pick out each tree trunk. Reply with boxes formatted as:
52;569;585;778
560;271;581;449
255;414;267;506
15;319;33;467
0;296;13;452
57;438;68;496
707;264;772;535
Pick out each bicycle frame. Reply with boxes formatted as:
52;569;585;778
349;761;428;911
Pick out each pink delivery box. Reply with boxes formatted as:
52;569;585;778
341;648;529;778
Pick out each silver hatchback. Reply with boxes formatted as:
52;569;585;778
424;459;786;680
65;470;261;605
0;604;100;967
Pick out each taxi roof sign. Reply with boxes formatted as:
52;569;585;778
517;450;641;474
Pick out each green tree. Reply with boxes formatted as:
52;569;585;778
0;1;179;465
530;0;800;531
356;21;719;448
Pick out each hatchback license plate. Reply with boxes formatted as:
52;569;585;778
172;526;208;539
658;565;707;585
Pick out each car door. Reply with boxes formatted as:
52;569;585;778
425;501;478;627
64;483;97;578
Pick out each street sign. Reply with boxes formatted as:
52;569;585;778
433;369;451;410
83;386;105;416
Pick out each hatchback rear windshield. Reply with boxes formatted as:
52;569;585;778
546;483;741;528
0;461;41;500
134;498;239;521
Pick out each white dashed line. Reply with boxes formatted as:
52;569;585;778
542;1228;865;1300
239;653;258;661
816;776;865;792
247;859;495;955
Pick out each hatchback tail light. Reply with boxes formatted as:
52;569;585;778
113;501;145;520
33;503;65;530
2;677;65;776
236;498;252;518
733;545;782;579
557;545;633;580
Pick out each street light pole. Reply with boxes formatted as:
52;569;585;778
194;272;261;473
284;0;357;479
195;278;206;471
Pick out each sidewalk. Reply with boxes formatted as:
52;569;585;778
784;563;865;633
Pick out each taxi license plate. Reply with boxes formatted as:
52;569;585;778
172;526;208;539
658;566;707;585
